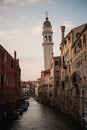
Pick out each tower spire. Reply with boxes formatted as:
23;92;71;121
45;10;48;21
45;10;48;18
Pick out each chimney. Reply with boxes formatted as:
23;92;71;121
14;51;17;60
61;26;65;42
16;59;19;65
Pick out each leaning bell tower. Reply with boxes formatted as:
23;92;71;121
42;13;54;70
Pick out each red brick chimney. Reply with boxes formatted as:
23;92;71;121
14;51;16;60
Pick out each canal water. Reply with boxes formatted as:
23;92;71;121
3;98;82;130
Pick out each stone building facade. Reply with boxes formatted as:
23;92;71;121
60;24;87;120
0;45;21;117
71;24;87;118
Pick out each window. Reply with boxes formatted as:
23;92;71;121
55;61;59;65
69;65;71;73
63;56;67;69
74;47;76;54
85;102;87;108
62;81;64;89
4;54;7;63
55;71;60;77
4;74;6;84
2;51;7;63
11;60;14;69
45;36;47;41
2;51;5;63
49;36;51;41
1;74;4;85
76;32;80;37
56;80;59;86
75;87;80;96
84;76;86;84
83;34;86;44
78;39;82;48
77;39;82;48
68;36;71;40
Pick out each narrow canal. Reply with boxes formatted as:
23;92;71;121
3;98;82;130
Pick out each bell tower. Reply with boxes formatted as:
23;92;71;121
42;13;54;70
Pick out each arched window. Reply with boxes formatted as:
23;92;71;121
49;36;51;41
45;36;47;41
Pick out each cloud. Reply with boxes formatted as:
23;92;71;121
10;29;22;35
0;5;12;10
0;29;22;40
17;0;53;4
0;0;13;10
0;31;10;39
3;0;17;4
32;24;42;35
19;0;41;4
20;15;29;20
20;56;38;62
0;0;53;5
0;16;8;22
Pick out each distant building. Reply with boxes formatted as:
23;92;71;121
21;81;30;98
50;56;61;106
21;81;37;98
29;81;36;97
0;45;21;115
41;69;51;104
50;56;61;96
35;78;42;100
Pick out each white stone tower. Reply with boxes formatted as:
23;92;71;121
42;14;54;70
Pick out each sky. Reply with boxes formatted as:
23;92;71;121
0;0;87;81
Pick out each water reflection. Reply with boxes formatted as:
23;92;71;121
3;98;81;130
